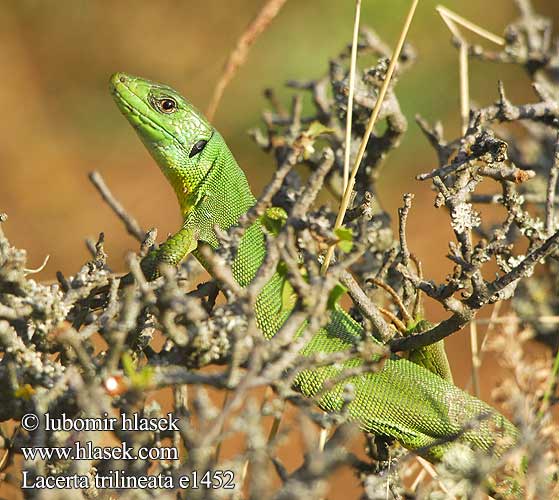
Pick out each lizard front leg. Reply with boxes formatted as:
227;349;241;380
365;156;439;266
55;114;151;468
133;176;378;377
141;226;198;280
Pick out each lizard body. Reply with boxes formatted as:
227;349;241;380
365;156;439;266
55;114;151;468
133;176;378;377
110;72;517;461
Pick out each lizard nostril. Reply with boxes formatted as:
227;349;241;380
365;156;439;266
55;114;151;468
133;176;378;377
119;75;127;84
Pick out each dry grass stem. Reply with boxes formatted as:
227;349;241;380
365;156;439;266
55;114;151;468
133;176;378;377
469;319;481;397
342;0;362;194
321;0;420;273
206;0;288;120
459;42;470;135
436;5;506;46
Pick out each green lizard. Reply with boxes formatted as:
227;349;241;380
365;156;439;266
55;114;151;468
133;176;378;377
109;72;518;461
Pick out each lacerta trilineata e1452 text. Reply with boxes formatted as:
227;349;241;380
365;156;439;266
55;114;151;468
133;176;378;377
109;72;518;461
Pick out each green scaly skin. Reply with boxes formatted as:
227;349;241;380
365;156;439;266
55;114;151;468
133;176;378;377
110;72;518;461
407;319;454;383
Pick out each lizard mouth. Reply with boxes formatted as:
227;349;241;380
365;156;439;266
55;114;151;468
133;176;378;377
109;72;184;148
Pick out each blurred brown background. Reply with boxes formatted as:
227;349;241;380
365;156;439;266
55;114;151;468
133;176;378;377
0;0;557;497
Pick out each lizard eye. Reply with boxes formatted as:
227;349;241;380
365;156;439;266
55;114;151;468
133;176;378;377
189;140;208;158
156;97;177;113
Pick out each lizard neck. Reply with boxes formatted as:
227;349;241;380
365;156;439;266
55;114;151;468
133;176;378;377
186;132;268;287
185;131;257;244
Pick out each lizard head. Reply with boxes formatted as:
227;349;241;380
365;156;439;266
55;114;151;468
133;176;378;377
110;72;214;212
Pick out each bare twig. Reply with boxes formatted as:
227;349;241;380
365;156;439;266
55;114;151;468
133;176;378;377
89;171;146;242
545;131;559;235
